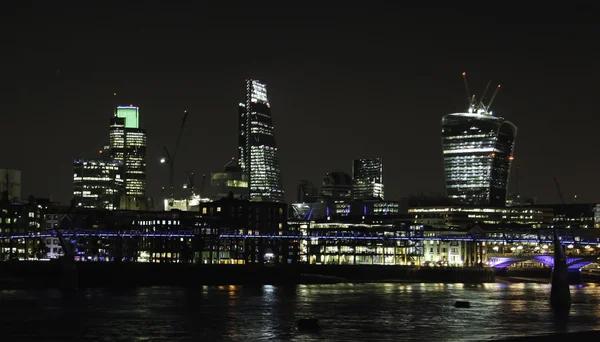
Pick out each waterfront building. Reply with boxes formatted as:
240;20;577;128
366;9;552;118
73;158;124;210
238;80;284;202
442;78;517;206
352;158;384;200
299;221;426;265
0;197;44;260
537;203;600;229
408;206;553;229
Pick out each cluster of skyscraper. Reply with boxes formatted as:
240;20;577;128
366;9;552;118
71;73;517;211
73;80;287;210
73;105;149;210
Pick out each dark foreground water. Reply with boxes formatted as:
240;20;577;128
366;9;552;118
1;283;599;341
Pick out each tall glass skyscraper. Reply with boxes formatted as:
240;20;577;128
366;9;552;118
109;106;147;196
238;79;284;202
352;158;384;200
442;95;517;206
73;158;124;209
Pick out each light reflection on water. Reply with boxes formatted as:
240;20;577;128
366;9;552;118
0;283;599;341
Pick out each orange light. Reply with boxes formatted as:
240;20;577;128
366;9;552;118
462;72;466;76
113;92;117;96
99;150;103;154
498;84;502;88
490;153;495;157
509;156;514;160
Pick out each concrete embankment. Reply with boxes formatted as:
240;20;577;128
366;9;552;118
0;261;495;289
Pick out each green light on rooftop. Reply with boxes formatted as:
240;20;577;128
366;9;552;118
116;106;139;128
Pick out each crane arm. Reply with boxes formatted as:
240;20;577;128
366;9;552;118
553;176;565;204
486;84;501;112
172;110;188;160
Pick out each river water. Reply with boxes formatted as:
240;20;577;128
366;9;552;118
1;283;599;341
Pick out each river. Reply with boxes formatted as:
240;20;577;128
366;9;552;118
1;283;599;341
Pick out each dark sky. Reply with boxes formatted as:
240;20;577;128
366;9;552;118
4;3;599;205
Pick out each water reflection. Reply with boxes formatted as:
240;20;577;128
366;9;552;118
1;283;600;341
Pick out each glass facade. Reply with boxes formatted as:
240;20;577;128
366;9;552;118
109;113;147;197
442;111;517;206
352;158;384;200
116;106;139;129
73;159;124;210
238;80;284;202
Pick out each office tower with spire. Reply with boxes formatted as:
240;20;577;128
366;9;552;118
109;105;147;196
238;79;284;202
441;73;517;206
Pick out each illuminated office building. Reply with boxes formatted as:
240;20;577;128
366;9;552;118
73;159;124;210
352;158;384;200
109;106;147;196
442;78;517;206
238;80;284;202
210;161;249;200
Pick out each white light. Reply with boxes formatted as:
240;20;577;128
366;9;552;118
160;158;166;163
567;244;574;249
442;148;499;154
534;246;540;250
492;246;499;251
517;245;523;250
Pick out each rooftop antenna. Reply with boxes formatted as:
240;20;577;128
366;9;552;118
485;84;502;112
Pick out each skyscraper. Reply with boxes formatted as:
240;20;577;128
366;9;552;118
238;80;284;202
109;105;147;196
352;158;384;200
442;75;517;206
73;158;123;209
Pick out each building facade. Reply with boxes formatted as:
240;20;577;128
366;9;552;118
109;106;147;197
210;161;249;200
352;158;384;200
73;159;124;210
238;80;284;202
442;104;517;206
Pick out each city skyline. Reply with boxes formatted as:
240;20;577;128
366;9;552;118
6;4;599;205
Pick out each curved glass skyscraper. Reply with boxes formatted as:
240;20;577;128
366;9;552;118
238;79;284;202
442;96;517;206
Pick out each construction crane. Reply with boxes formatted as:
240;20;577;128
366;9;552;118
461;72;501;114
183;172;207;198
161;110;189;201
553;176;565;204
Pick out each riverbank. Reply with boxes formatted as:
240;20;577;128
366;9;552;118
0;261;496;289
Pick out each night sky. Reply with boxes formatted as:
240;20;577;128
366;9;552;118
5;3;599;205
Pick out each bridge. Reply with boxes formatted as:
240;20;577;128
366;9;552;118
3;228;600;245
487;254;600;270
